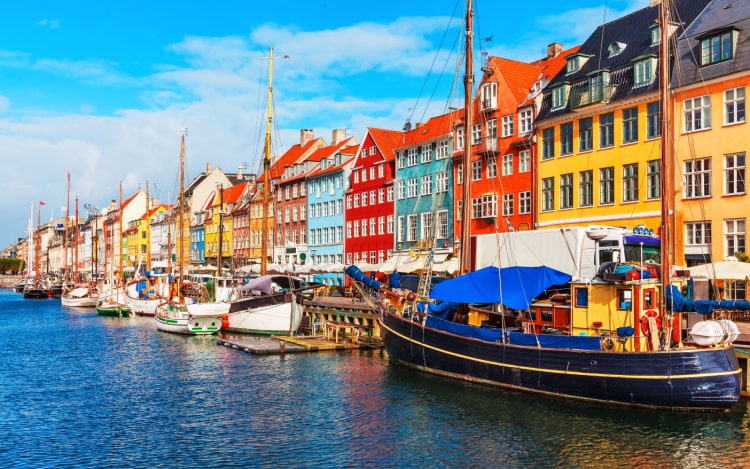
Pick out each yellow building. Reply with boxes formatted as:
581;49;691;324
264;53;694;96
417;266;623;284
534;4;677;237
671;5;749;277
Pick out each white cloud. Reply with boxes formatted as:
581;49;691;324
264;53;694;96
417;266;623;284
0;96;9;113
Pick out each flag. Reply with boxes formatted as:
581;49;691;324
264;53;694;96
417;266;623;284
39;201;45;206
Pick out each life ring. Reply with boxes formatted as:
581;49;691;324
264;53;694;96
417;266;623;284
640;309;662;335
601;337;615;351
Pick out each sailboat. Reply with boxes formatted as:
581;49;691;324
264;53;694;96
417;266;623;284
346;0;741;411
223;47;315;336
23;201;51;299
62;190;98;307
154;130;223;335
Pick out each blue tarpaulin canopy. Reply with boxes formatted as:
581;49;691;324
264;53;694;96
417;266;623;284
429;265;572;311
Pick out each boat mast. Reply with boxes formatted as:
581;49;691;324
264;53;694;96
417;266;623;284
261;47;274;277
119;182;123;286
459;0;474;276
74;196;79;283
65;172;70;280
659;0;673;343
178;130;187;294
145;180;151;273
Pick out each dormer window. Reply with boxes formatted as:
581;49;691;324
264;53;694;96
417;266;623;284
565;53;591;75
633;54;657;87
551;83;569;110
699;29;737;66
481;82;497;110
608;42;627;57
650;25;661;46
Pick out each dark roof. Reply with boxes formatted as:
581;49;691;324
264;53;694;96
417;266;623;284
537;0;711;121
675;0;750;87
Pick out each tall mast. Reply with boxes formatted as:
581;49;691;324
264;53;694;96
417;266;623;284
178;130;187;290
65;172;70;278
459;0;474;276
119;182;123;285
261;47;274;276
145;180;151;272
74;196;79;282
659;1;671;302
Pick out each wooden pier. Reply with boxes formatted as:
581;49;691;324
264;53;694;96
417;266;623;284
217;332;382;355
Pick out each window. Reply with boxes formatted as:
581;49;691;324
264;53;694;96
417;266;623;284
486;156;498;178
472;161;482;181
501;154;512;176
519;150;531;173
599;112;614;148
370;190;376;205
387;186;393;202
472;124;482;145
471;194;497;219
396;180;405;200
481;82;497;110
599;167;614;204
502;115;514;138
557;174;577;213
502;193;514;216
633;56;656;86
650;25;661;46
622;163;638;202
684;96;711;132
378;188;384;204
407;214;418;242
579;170;593;207
387;215;394;234
622;107;638;144
566;56;580;74
542;128;555;160
579;117;593;152
437;210;448;239
420;175;432;196
647;101;661;139
725;87;746;125
685;222;711;246
396;152;405;169
725;153;746;195
407;148;418;166
519;191;531;214
457;164;463;184
541;177;554;211
519;109;532;134
353;220;360;238
378;216;385;235
361;193;367;207
370;218;376;237
407;178;418;198
725;218;746;258
455;128;464;151
421;144;432;164
436;171;449;193
378;165;384;178
701;30;734;66
420;212;432;240
608;41;626;57
559;123;573;156
397;216;404;242
370;166;375;181
551;84;568;109
647;160;661;200
684;158;711;198
436;140;449;160
353;193;360;207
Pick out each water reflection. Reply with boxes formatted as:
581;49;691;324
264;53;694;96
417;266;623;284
1;287;750;468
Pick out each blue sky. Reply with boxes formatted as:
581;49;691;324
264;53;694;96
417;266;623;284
0;0;644;248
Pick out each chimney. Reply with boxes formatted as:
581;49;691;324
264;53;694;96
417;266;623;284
331;128;346;145
150;197;160;208
649;0;661;5
237;165;243;179
206;162;212;173
300;129;314;146
547;43;563;59
416;122;425;128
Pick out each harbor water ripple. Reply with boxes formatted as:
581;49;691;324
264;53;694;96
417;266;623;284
1;288;750;468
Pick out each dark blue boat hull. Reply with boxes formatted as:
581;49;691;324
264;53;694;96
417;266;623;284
381;313;741;410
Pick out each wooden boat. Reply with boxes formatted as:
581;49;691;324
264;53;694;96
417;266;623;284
96;296;131;316
347;0;741;411
61;286;98;308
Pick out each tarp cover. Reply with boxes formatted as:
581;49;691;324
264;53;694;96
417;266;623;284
429;265;571;310
239;275;308;295
667;285;750;314
345;265;382;291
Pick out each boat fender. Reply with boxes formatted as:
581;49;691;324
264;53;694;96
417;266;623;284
601;337;615;351
640;310;661;335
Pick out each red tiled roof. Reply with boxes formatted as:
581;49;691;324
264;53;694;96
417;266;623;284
221;181;247;204
366;128;403;162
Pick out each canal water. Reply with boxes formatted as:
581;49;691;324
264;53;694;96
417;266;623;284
1;288;750;469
